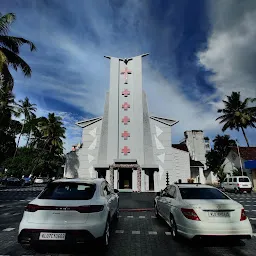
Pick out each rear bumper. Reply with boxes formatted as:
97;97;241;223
238;187;252;192
18;229;95;246
177;219;253;240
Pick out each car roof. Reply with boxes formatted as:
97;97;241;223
174;184;216;189
52;178;105;185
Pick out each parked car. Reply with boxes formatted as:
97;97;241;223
4;177;21;186
222;176;253;194
18;178;119;251
34;177;49;184
154;183;253;240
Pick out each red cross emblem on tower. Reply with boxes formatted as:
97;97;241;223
122;116;130;125
121;67;132;84
122;102;130;110
121;146;130;155
122;89;130;97
122;131;130;140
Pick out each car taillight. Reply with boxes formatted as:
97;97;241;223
25;204;40;212
237;183;240;187
240;209;247;221
76;205;104;213
181;208;200;221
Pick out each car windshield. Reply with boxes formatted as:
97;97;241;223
39;182;96;200
179;188;229;200
239;177;249;182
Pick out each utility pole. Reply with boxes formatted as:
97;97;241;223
236;139;244;176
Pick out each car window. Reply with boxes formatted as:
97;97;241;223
239;177;249;182
228;178;232;182
179;188;229;200
233;177;237;182
39;182;96;200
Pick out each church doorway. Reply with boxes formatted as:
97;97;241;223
118;168;133;189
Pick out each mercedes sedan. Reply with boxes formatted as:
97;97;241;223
18;178;119;251
154;183;253;240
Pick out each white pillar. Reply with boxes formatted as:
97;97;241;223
132;169;138;191
106;169;110;183
145;173;149;191
114;169;118;189
154;171;159;192
199;167;206;184
141;169;145;192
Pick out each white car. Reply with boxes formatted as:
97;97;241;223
222;176;253;194
154;183;253;240
18;178;119;251
34;177;48;184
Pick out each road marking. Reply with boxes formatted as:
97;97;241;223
252;210;256;212
2;228;15;232
3;213;9;216
148;231;157;235
12;212;21;216
165;232;172;236
151;216;157;218
127;216;133;218
245;205;251;206
0;205;5;208
139;216;145;218
132;231;140;234
115;230;124;234
250;218;256;220
19;200;26;202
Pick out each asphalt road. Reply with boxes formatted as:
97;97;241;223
0;185;256;256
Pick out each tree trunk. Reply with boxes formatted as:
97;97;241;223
241;127;250;147
13;122;25;158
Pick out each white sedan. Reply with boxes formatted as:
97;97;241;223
154;183;253;240
18;178;119;251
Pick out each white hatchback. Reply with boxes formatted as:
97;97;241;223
18;178;119;251
154;183;253;240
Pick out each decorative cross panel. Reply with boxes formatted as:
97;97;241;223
122;89;130;97
122;131;130;140
120;67;132;84
121;146;130;155
122;102;130;110
122;116;130;125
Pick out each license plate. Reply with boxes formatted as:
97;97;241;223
208;212;230;217
39;232;66;240
242;185;248;187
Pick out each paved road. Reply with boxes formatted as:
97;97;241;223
0;186;256;255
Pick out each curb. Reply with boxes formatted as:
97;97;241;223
120;208;154;212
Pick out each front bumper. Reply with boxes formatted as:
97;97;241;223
177;219;253;240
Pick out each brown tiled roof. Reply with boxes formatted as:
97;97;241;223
231;147;256;160
172;144;189;152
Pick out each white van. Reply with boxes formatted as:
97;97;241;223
222;176;253;194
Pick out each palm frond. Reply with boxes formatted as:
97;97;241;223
0;13;16;35
0;47;32;76
0;36;36;54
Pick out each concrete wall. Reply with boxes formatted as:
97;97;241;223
185;131;207;165
150;119;190;190
64;120;102;179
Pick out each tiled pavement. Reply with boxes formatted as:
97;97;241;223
0;188;256;255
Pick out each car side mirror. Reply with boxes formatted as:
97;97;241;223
114;189;119;194
156;192;161;196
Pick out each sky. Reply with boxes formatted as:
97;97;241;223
1;0;256;152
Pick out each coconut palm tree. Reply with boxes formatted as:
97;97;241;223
216;92;256;146
13;97;37;157
0;12;36;89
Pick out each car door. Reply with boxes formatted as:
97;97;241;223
227;177;233;191
107;183;118;214
102;182;115;218
156;188;167;217
162;186;176;221
232;177;237;191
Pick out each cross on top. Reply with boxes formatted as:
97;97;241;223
122;116;130;125
122;89;130;97
122;131;130;140
122;102;130;110
121;146;130;155
120;67;132;84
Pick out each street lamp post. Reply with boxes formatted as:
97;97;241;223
235;139;244;176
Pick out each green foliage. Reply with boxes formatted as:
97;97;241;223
206;134;236;179
216;92;256;146
232;168;247;177
216;166;226;183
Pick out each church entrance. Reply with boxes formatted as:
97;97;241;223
118;168;133;189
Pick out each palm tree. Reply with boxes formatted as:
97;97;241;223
0;12;36;89
13;97;37;157
216;92;256;146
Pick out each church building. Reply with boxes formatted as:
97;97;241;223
65;54;193;192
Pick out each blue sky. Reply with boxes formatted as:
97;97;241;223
1;0;256;151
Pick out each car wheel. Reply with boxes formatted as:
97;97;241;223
234;188;238;194
154;203;160;218
98;218;110;251
170;214;178;240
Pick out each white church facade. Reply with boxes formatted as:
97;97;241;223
64;54;215;191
